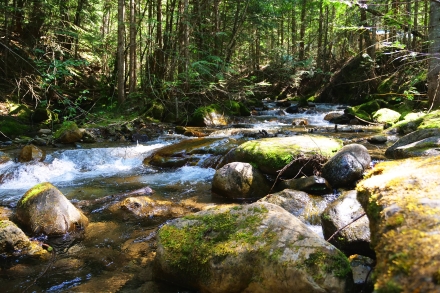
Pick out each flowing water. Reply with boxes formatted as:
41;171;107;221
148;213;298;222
0;103;387;292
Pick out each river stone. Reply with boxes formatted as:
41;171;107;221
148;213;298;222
144;137;237;168
55;122;83;143
16;182;89;235
372;108;401;124
278;176;332;195
0;220;49;258
321;144;371;188
324;112;343;121
108;196;191;221
321;190;373;257
155;202;353;293
224;135;343;177
367;135;387;144
0;151;12;164
385;128;440;159
357;156;440;292
212;162;271;200
349;254;374;292
258;189;328;226
18;144;46;163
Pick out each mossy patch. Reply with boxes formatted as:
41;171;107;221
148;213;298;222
301;250;351;280
53;121;79;139
18;182;53;207
158;205;268;279
0;116;30;137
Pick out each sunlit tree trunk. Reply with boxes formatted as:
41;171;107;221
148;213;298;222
428;0;440;110
117;0;126;104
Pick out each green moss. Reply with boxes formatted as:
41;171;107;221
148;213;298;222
0;220;8;229
53;121;79;139
386;214;404;228
302;250;351;280
376;280;403;293
18;182;52;207
0;116;30;137
158;205;269;278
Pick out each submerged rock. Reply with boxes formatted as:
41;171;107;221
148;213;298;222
321;190;373;258
211;162;271;200
108;196;191;221
321;144;371;188
357;156;440;292
144;137;237;168
385;128;440;159
15;182;89;236
224;135;342;177
18;144;46;163
258;189;328;226
155;202;353;293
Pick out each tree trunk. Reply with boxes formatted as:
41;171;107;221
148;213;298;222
118;0;126;104
298;0;306;60
428;1;440;110
129;0;137;93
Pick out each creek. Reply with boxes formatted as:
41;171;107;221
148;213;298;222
0;102;388;292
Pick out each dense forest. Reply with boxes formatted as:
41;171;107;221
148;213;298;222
0;0;440;134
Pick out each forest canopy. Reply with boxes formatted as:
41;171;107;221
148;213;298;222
0;0;439;126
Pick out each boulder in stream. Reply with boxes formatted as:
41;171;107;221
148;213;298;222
357;155;440;292
211;162;271;200
258;189;328;226
155;202;353;293
54;121;83;144
18;144;46;163
321;190;373;258
15;182;89;236
385;128;440;159
223;135;343;177
144;137;238;168
321;144;371;188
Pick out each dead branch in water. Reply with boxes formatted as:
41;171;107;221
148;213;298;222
326;212;366;242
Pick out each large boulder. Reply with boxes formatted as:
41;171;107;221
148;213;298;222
15;182;89;235
385;128;440;159
321;190;373;257
357;156;440;292
258;189;328;226
223;136;343;177
155;202;353;293
18;144;46;163
321;144;371;188
144;137;238;168
372;108;401;124
0;220;49;258
211;162;271;200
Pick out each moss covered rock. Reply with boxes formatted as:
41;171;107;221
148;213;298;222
54;121;83;143
357;156;440;292
0;220;49;259
345;100;388;121
372;108;401;124
16;182;89;235
391;110;440;134
224;135;343;177
155;202;352;293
